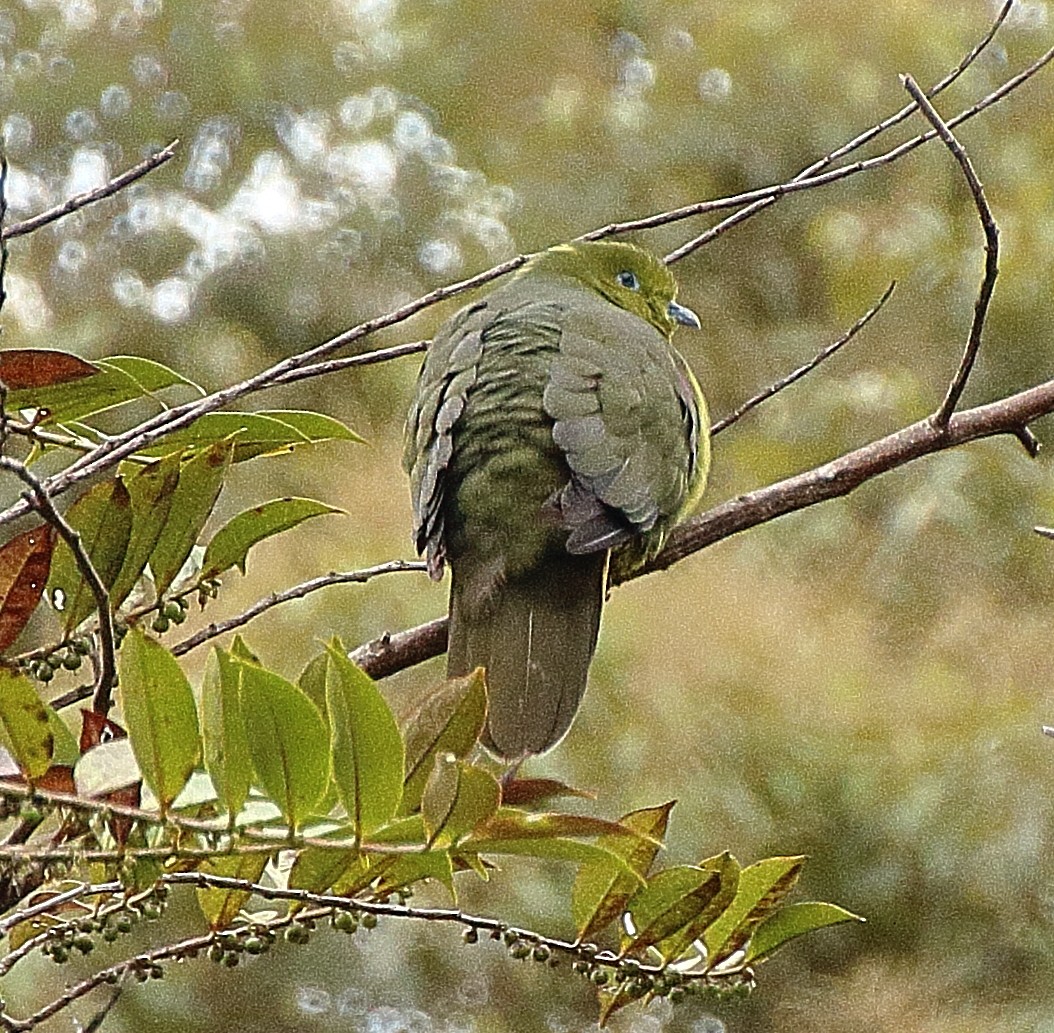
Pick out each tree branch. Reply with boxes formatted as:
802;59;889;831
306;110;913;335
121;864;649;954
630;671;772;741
352;377;1054;679
0;141;180;241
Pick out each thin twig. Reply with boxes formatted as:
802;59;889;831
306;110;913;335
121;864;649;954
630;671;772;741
0;141;179;241
710;282;896;437
901;75;1000;429
171;560;428;657
0;459;117;712
270;339;431;389
0;36;1050;534
0;881;122;939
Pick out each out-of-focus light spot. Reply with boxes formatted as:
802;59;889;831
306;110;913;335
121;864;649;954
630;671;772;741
150;277;192;322
227;152;334;233
295;986;332;1016
418;238;461;275
334;40;367;74
363;1005;431;1033
113;270;148;307
100;84;132;118
5;274;54;332
1008;1;1048;29
64;148;110;196
691;1018;726;1033
184;117;237;193
133;0;162;16
326;140;398;203
0;12;15;46
65;108;99;141
698;68;733;102
393;110;432;153
4;166;49;214
2;114;33;155
61;0;97;30
339;93;375;131
12;51;43;78
131;51;165;85
278;110;330;164
56;240;88;274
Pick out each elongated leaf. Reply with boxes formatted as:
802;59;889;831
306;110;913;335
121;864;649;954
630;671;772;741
45;706;79;766
238;661;329;830
621;866;722;955
472;809;655;843
110;454;183;609
456;836;640;870
401;669;487;816
0;349;97;389
134;410;362;462
297;651;329;718
202;497;342;579
288;844;360;895
572;801;675;944
422;755;500;847
201;647;252;819
0;525;54;652
0;670;53;778
197;852;269;930
375;849;454;897
325;643;404;837
501;778;595;807
8;355;200;424
119;628;201;811
744;901;865;965
74;738;140;797
149;438;234;596
703;855;807;963
653;851;740;963
47;479;132;633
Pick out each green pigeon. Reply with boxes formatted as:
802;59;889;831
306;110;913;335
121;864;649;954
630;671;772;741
404;241;709;761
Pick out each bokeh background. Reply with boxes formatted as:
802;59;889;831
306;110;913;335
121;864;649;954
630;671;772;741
3;1;1054;1031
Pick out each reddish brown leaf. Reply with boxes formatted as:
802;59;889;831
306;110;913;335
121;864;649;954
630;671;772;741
79;709;127;752
0;525;55;653
34;765;76;793
501;777;596;807
0;350;98;390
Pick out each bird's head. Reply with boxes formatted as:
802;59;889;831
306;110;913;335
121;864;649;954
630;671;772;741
524;240;700;339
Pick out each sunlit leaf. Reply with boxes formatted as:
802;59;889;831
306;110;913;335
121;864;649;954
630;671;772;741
201;497;342;579
297;651;329;719
572;801;675;944
0;349;97;389
201;647;252;820
288;844;360;895
0;524;54;652
46;478;132;633
45;706;79;767
621;865;723;956
8;355;200;424
133;409;363;462
375;849;455;898
110;453;183;609
74;738;140;798
421;754;500;847
702;855;806;963
744;901;865;965
325;642;404;836
0;670;53;779
119;628;201;811
237;660;329;831
148;438;234;596
197;852;269;930
471;809;656;843
652;851;740;963
400;669;487;816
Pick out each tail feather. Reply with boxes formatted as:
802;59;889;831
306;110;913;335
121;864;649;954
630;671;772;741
448;553;608;759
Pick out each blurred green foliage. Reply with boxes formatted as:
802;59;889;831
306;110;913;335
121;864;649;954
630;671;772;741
3;1;1054;1031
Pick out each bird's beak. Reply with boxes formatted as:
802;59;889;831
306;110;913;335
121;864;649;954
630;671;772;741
668;300;701;329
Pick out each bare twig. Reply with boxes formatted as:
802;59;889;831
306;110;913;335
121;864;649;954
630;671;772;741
0;141;179;242
349;375;1054;678
901;75;1000;429
0;459;117;712
710;282;896;437
0;881;122;939
0;35;1050;534
171;560;428;657
270;339;431;389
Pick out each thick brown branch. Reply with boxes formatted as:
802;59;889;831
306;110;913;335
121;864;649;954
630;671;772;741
354;378;1054;678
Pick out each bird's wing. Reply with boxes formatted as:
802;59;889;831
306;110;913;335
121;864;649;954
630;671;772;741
543;318;701;556
403;302;488;578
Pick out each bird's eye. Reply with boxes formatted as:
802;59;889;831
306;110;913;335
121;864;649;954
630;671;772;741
616;270;640;291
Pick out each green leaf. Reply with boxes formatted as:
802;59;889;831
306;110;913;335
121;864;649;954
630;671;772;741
744;901;866;965
47;478;132;633
621;866;722;955
133;410;363;462
297;651;329;719
288;844;361;895
118;629;201;810
202;497;342;579
0;670;53;779
237;660;329;831
110;454;183;609
572;801;675;944
375;849;454;898
703;855;807;963
0;524;54;653
148;438;234;596
421;755;500;847
324;642;404;837
196;852;269;930
471;809;655;843
400;669;487;816
45;705;79;767
8;355;201;424
230;635;260;665
200;647;253;820
653;851;740;963
456;835;638;870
